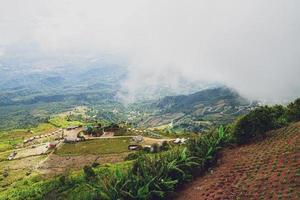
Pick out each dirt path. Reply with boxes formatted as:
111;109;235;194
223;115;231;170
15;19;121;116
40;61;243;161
175;122;300;200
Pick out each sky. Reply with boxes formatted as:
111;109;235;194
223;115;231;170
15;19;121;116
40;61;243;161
0;0;300;102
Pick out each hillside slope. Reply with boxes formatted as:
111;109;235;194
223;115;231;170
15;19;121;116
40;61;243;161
176;121;300;199
156;87;248;113
139;87;257;132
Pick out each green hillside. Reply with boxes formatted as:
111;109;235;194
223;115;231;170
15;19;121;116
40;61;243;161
138;87;258;132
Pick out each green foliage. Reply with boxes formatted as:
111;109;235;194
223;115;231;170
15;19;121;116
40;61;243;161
98;126;230;200
0;123;56;153
151;143;160;153
85;125;94;134
48;116;83;128
124;152;141;161
58;175;66;185
83;166;96;181
100;148;199;200
233;106;287;144
231;98;300;144
91;162;100;168
287;98;300;122
186;126;230;168
160;141;170;151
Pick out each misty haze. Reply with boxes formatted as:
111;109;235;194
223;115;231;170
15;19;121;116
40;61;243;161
0;1;299;200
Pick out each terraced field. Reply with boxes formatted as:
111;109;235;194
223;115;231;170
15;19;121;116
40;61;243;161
176;122;300;200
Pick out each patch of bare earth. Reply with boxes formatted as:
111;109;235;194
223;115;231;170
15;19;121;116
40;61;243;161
175;122;300;200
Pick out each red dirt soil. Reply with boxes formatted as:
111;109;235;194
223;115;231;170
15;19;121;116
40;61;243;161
175;122;300;200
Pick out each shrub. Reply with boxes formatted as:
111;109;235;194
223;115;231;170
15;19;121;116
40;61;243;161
124;152;141;161
151;143;160;153
287;98;300;122
187;126;230;168
233;105;287;144
3;170;8;178
142;146;151;153
83;165;95;181
271;105;288;127
160;141;170;151
91;162;100;168
23;180;29;185
58;175;66;185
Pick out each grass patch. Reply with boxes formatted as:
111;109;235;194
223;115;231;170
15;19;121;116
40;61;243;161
0;151;12;162
48;116;83;128
0;123;56;141
55;138;132;156
0;123;56;153
0;169;28;190
0;143;13;153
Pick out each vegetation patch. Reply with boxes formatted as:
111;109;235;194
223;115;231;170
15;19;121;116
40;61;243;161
48;116;83;128
55;138;132;156
234;98;300;144
0;123;56;153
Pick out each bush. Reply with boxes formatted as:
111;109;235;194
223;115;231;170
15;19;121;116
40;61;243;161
91;162;100;168
58;175;66;185
187;126;230;168
160;141;170;151
151;143;160;153
233;105;287;144
124;152;141;161
3;170;8;178
287;98;300;122
142;146;151;153
83;165;95;181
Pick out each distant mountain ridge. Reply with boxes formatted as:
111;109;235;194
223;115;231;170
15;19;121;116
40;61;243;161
139;87;257;132
156;87;249;114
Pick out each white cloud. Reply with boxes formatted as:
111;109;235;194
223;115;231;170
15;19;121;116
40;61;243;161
0;0;300;102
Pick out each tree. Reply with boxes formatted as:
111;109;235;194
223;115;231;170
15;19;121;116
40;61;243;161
287;98;300;122
86;125;93;134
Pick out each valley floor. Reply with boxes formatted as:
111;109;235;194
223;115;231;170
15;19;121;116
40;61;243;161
175;122;300;200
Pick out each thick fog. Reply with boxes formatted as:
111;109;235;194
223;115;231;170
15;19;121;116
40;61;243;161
0;0;300;102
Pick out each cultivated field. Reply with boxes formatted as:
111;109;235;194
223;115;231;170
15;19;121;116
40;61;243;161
176;122;300;200
55;137;132;156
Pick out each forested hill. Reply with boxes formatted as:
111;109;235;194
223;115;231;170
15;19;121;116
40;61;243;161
138;87;258;132
156;87;250;114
